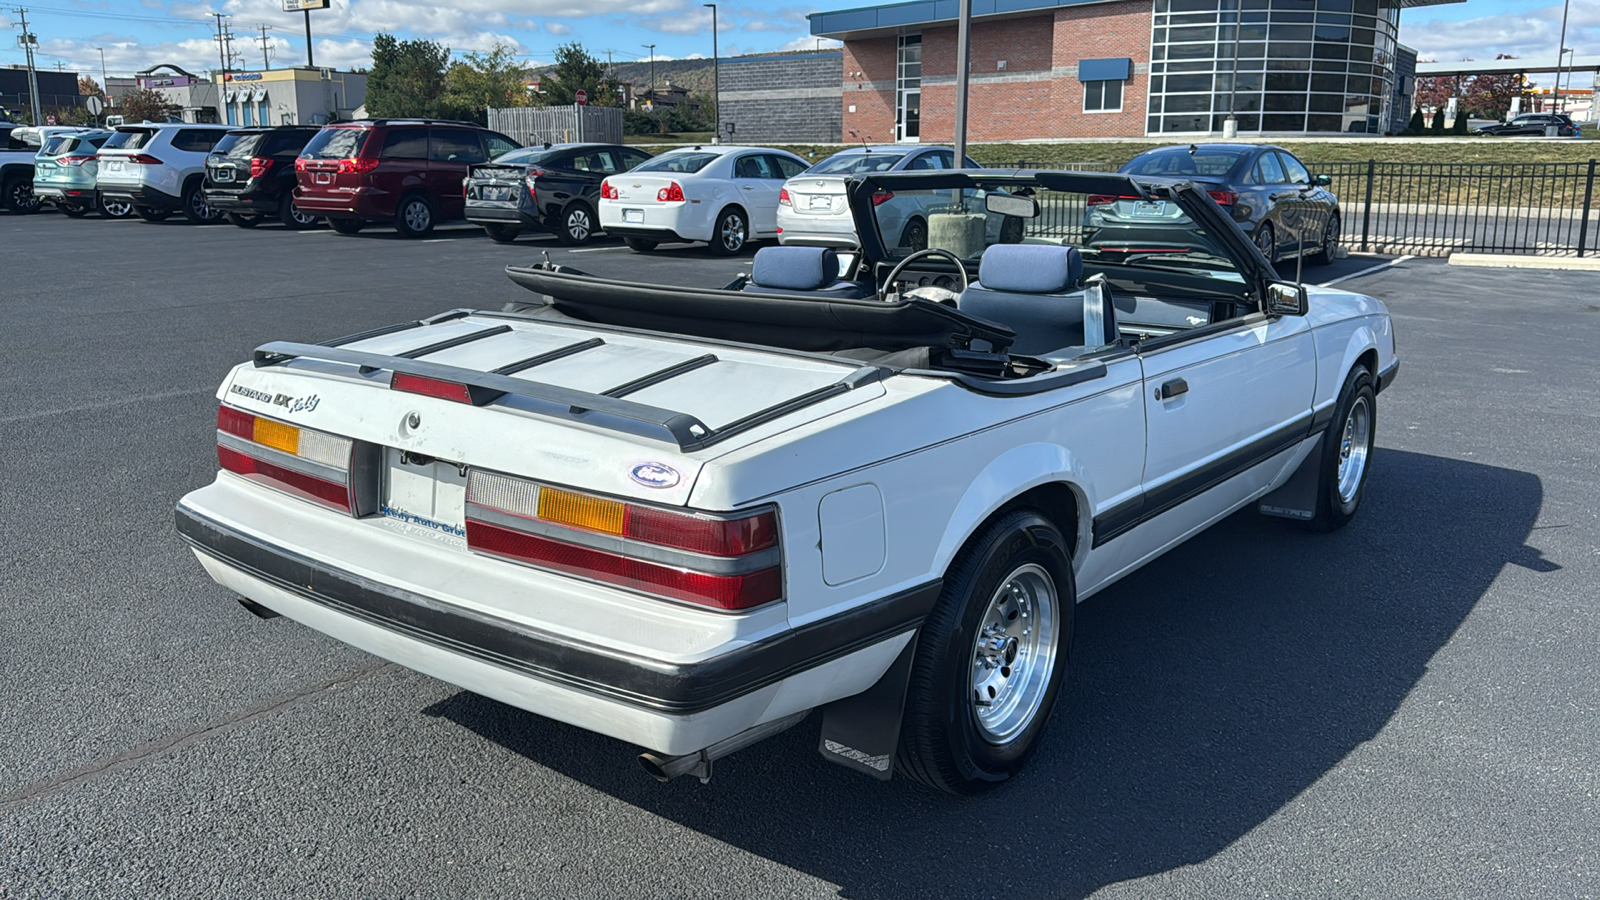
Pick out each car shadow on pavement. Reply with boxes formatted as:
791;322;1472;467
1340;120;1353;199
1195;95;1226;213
424;449;1547;900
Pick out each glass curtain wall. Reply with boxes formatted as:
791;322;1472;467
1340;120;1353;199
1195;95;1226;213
897;34;922;141
1146;0;1400;134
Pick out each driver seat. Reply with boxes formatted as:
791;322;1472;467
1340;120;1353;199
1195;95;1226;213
743;247;868;299
957;245;1117;355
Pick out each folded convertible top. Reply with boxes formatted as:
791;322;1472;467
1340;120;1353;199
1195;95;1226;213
505;264;1015;355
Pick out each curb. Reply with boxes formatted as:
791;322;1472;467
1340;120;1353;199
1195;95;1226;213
1447;253;1600;271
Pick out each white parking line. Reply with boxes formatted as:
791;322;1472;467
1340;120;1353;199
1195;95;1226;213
566;246;626;253
1316;255;1416;287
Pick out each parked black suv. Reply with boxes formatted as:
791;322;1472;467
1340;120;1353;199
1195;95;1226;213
204;126;323;228
464;142;652;245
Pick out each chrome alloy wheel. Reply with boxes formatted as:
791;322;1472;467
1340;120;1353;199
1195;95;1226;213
720;211;746;252
290;204;317;226
190;190;214;220
566;207;591;242
1336;394;1373;505
404;199;431;232
102;197;133;218
970;562;1060;744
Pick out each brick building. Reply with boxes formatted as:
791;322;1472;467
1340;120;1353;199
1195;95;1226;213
810;0;1460;141
719;51;843;143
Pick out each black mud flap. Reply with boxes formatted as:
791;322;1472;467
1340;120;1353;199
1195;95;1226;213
816;635;918;780
1257;433;1325;521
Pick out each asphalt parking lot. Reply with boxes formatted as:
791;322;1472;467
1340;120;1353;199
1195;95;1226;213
3;211;1597;899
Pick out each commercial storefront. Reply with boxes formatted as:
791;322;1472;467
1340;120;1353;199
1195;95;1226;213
220;68;367;127
809;0;1449;140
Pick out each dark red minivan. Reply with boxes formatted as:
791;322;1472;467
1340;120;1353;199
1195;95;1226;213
293;119;520;238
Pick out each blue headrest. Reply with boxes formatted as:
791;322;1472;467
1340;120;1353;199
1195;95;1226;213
750;246;840;291
977;244;1083;294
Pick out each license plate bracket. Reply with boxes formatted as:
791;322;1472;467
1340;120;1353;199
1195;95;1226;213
808;195;832;210
623;208;644;224
215;168;235;183
1131;201;1168;217
380;449;468;545
314;172;331;184
481;185;511;201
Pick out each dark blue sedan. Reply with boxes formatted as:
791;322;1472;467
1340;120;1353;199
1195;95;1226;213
1085;143;1340;267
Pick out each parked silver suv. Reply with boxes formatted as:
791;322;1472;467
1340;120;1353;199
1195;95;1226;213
96;122;233;223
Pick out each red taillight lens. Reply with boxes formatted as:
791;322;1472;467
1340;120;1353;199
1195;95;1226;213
337;157;380;174
250;157;273;178
657;181;684;202
215;405;358;514
779;187;791;206
390;372;473;404
57;155;95;166
294;157;308;172
128;154;163;165
1206;189;1238;206
601;180;617;199
465;470;783;610
1087;194;1137;206
871;190;894;207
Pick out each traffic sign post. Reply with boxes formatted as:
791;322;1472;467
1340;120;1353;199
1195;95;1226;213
85;95;104;118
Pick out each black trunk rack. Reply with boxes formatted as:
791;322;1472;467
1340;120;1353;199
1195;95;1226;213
251;310;888;453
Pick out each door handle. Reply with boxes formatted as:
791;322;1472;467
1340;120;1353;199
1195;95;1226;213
1157;378;1189;401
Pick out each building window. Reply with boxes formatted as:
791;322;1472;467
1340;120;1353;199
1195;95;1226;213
258;100;270;125
1084;80;1124;113
896;33;921;142
241;103;253;127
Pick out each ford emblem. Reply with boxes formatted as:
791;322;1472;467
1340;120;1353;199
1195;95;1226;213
630;462;680;489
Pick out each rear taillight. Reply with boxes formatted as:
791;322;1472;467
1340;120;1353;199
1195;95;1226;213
1206;189;1238;206
294;157;308;171
250;157;273;178
127;154;163;165
1087;194;1141;206
57;155;95;166
337;157;380;174
601;180;617;200
525;167;543;200
465;470;782;611
216;406;364;515
657;181;684;202
779;187;791;206
871;190;894;207
391;372;473;404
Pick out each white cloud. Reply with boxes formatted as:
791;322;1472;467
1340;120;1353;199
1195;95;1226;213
779;34;838;52
1401;0;1600;64
543;21;573;35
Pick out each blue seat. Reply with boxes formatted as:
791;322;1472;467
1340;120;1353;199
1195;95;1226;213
957;244;1116;355
744;246;869;299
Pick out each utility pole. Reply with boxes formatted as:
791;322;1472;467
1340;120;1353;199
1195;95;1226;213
209;11;230;123
256;24;273;70
704;4;719;141
643;43;656;95
952;0;972;164
96;46;109;108
11;8;44;126
1556;0;1572;114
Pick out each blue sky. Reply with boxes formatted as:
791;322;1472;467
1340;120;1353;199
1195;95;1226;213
0;0;1593;84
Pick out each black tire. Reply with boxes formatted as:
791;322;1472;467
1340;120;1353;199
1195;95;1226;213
899;217;928;251
708;206;748;256
278;195;318;229
3;177;40;213
225;212;261;228
998;216;1025;244
1253;220;1277;264
135;206;172;222
329;217;365;235
1305;363;1377;533
1307;212;1340;266
59;202;91;218
484;223;520;244
557;201;596;246
99;194;134;219
394;193;435;238
897;508;1075;795
624;237;658;252
182;182;222;224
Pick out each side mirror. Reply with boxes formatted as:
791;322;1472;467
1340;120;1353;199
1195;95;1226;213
1265;282;1309;317
1314;174;1332;187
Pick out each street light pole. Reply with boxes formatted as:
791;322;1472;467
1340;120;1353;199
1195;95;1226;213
704;3;719;141
643;43;656;96
952;0;972;164
1555;0;1572;113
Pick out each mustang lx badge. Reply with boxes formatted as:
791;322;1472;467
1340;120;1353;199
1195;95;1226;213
630;462;680;488
230;383;320;414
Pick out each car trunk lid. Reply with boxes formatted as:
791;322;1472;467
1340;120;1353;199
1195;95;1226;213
784;175;848;217
607;173;685;204
467;164;525;202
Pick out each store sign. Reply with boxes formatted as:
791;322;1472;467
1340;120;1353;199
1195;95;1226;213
228;73;263;81
143;76;193;87
282;0;331;10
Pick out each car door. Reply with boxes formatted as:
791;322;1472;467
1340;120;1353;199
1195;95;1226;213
1273;151;1323;255
427;128;487;219
1251;151;1292;255
731;154;781;235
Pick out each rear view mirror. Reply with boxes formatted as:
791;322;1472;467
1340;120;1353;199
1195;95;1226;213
985;193;1039;219
1265;282;1309;317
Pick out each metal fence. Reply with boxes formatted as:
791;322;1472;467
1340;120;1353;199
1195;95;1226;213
1014;158;1600;258
488;105;623;147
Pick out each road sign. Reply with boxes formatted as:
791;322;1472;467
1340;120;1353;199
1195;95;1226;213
575;89;587;106
282;0;330;10
85;96;104;116
45;114;55;125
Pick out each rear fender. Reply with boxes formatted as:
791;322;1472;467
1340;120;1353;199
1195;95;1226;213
931;442;1091;576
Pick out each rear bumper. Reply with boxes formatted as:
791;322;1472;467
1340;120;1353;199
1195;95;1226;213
464;205;533;226
603;224;695;243
99;184;182;209
293;189;392;221
33;184;94;202
174;499;935;754
204;188;279;214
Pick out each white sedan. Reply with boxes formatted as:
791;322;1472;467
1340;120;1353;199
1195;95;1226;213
598;146;808;255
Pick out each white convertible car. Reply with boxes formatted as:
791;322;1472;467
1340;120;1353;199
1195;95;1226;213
176;169;1397;794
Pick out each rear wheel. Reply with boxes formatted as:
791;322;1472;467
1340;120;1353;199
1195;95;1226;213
557;201;595;246
182;183;222;224
394;193;435;238
135;206;172;222
1253;220;1277;264
99;194;134;219
1307;212;1341;265
483;223;520;244
59;202;91;218
225;212;261;228
328;217;365;235
624;237;657;252
709;206;749;256
3;177;40;213
897;509;1074;795
899;217;928;251
278;195;318;229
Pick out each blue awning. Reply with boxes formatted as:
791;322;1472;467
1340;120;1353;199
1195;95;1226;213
1077;58;1131;81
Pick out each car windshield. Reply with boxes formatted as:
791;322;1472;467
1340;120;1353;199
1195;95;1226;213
492;147;566;166
807;152;908;175
1120;149;1245;177
103;128;157;150
869;178;1245;282
300;127;368;160
633;151;718;174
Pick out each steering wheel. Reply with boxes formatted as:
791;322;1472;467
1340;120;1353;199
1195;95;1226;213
883;247;970;300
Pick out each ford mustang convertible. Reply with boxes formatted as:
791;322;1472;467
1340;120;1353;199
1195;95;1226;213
176;169;1397;794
